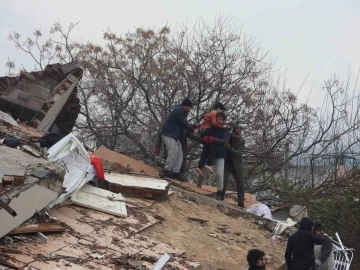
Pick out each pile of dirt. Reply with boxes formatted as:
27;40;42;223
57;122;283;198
141;194;285;270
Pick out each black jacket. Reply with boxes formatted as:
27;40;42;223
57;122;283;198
285;217;324;270
160;105;194;141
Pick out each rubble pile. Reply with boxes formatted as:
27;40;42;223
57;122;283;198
0;62;82;136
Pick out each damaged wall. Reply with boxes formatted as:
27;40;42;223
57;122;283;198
0;62;82;135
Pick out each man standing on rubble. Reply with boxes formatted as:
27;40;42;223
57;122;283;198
154;124;200;181
159;97;195;179
285;217;324;270
222;126;246;207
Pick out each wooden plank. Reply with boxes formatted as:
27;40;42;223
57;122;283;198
94;145;159;177
71;191;127;218
105;173;169;201
8;223;65;235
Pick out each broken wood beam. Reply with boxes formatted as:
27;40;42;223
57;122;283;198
0;199;17;217
8;223;65;235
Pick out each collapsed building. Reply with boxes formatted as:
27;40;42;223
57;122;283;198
0;63;354;269
0;62;82;135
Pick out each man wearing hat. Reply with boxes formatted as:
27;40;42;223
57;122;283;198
160;97;195;179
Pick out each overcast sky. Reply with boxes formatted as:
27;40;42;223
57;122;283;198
0;0;359;107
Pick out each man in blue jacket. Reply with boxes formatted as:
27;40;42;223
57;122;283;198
160;97;195;178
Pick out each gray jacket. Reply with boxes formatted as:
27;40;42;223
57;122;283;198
314;235;335;270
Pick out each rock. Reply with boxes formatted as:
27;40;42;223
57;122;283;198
208;233;217;238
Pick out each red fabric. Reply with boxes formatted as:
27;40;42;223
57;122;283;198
200;111;225;130
153;147;160;155
202;136;215;143
90;154;105;180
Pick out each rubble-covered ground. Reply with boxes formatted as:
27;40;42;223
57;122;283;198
141;194;285;270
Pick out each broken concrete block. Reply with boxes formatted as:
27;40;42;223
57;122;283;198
0;184;58;238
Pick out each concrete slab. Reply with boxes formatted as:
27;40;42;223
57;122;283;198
0;184;58;238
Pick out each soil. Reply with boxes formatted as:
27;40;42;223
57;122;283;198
141;194;285;270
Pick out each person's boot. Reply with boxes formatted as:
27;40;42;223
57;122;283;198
215;191;223;201
238;202;245;208
221;190;225;201
161;170;174;179
172;172;182;181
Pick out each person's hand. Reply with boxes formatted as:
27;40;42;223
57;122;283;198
202;136;210;143
315;259;321;267
207;136;215;143
153;147;160;155
224;142;231;149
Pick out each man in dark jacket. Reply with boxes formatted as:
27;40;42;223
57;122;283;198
160;98;195;178
247;249;267;270
285;217;324;270
155;125;200;181
222;126;246;207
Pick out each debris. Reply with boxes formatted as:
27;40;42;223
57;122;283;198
1;236;13;245
147;208;160;213
2;174;25;186
90;253;105;259
0;111;18;127
0;184;58;238
0;198;17;217
22;145;41;157
8;223;65;235
153;214;166;221
0;167;25;184
71;189;127;218
152;253;171;270
94;145;159;177
0;258;19;270
81;183;125;201
188;216;209;224
47;133;95;208
32;169;51;179
208;233;217;238
0;62;82;135
105;172;169;200
37;232;48;242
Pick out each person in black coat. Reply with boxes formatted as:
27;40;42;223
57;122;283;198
285;217;324;270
